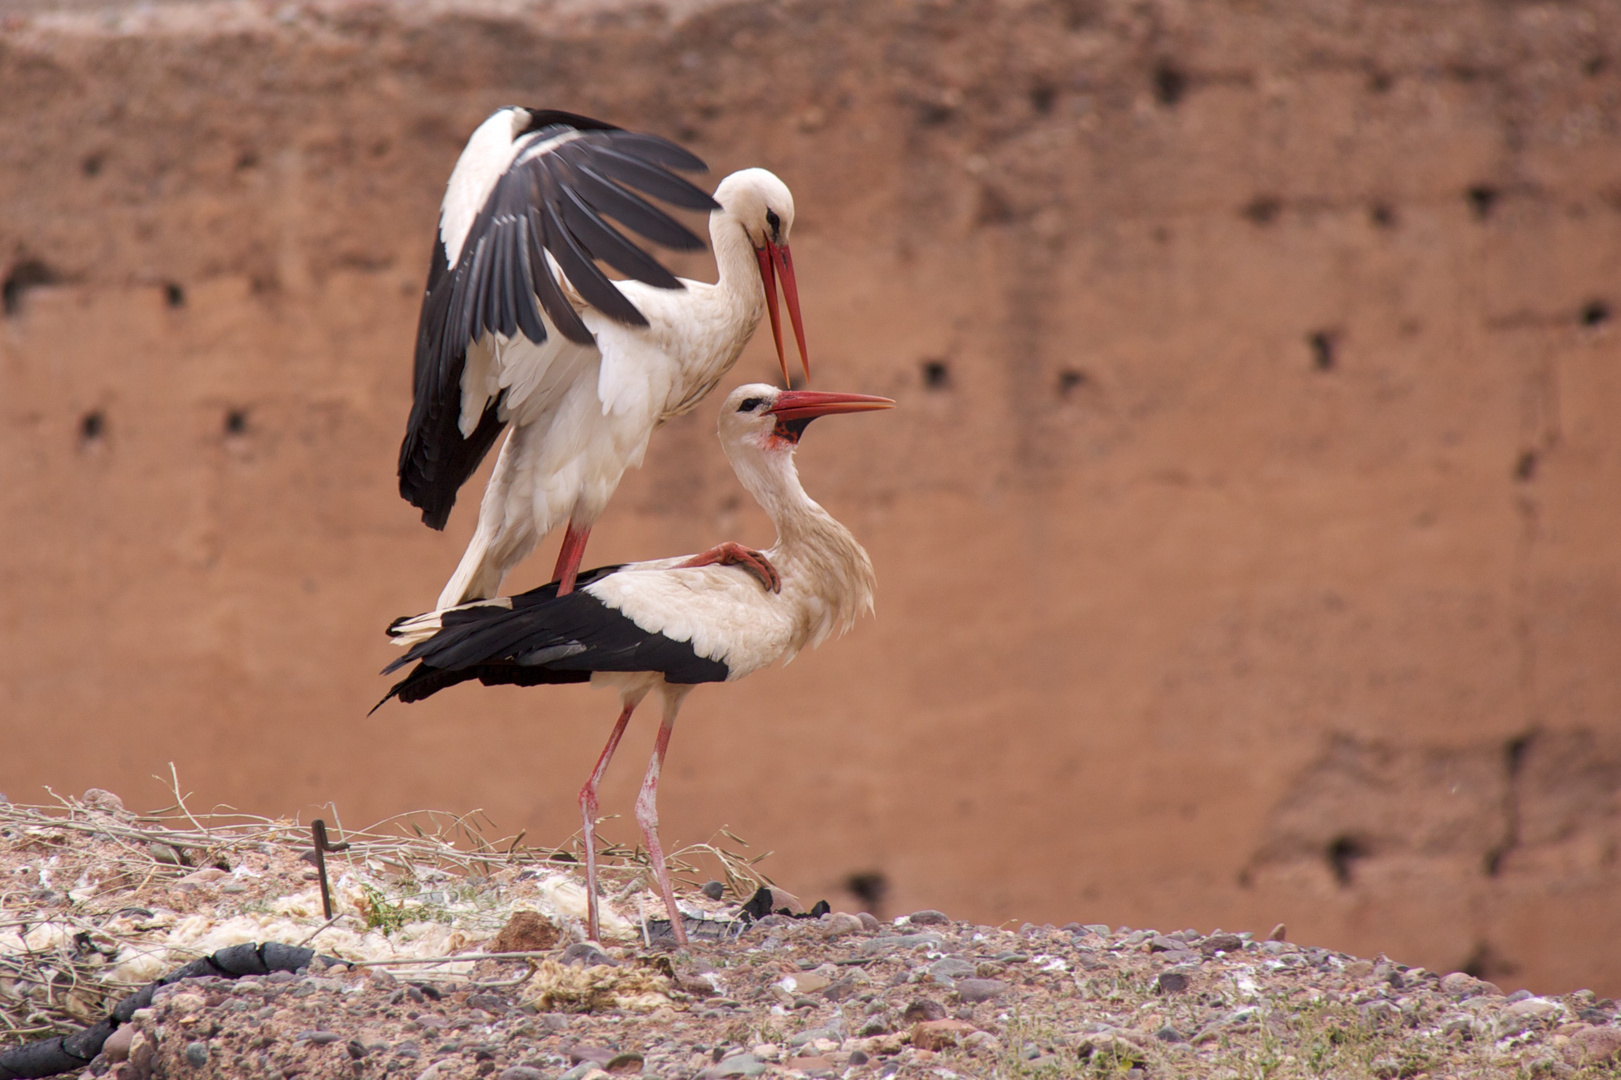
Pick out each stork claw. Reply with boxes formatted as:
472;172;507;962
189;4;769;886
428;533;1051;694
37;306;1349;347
678;542;781;593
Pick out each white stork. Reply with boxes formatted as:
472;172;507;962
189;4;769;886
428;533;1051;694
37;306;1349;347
398;108;811;608
380;384;893;943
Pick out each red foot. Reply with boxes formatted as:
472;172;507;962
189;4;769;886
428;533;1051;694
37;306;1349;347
678;542;781;593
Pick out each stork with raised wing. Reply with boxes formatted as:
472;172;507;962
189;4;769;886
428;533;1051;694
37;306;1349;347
399;108;811;608
380;384;893;944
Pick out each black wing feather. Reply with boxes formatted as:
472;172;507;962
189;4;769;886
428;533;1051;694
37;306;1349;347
397;109;719;528
378;568;730;707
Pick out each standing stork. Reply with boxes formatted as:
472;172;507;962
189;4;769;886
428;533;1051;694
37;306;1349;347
399;108;811;608
380;384;893;943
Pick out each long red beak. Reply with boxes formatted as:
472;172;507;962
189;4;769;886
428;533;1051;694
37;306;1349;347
767;390;895;422
756;241;810;387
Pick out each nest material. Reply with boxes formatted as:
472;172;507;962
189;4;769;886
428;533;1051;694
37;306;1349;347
0;777;770;1046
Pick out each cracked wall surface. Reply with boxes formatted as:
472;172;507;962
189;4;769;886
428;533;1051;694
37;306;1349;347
2;0;1620;993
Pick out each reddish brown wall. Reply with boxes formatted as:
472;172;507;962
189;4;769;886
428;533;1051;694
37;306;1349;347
3;0;1620;994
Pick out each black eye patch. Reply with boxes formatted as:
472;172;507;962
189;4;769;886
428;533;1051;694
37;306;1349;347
765;209;781;239
739;397;766;412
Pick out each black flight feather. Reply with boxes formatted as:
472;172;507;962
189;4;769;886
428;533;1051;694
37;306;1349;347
376;567;731;709
396;110;718;527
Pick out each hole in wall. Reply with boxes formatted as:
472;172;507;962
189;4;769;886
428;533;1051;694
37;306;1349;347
1057;369;1089;397
164;282;186;308
921;360;951;390
224;409;249;436
1326;835;1366;886
1514;450;1537;482
1242;196;1282;226
81;154;104;178
1369;202;1397;229
1579;299;1610;327
1152;62;1187;106
1308;330;1338;371
1029;81;1056;115
1366;70;1394;93
845;871;889;913
80;410;106;442
1466;185;1499;221
3;259;61;316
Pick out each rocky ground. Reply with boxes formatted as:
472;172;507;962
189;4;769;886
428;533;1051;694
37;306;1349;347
96;914;1621;1080
4;793;1621;1080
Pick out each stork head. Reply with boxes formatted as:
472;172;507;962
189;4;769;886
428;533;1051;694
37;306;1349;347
714;169;809;388
719;383;894;458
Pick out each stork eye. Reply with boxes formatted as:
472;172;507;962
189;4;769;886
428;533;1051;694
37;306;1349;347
765;209;781;238
739;397;766;412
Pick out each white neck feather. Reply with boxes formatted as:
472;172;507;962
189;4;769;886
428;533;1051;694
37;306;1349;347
724;439;877;656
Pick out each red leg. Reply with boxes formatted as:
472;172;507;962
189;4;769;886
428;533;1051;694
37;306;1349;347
578;697;638;943
677;541;781;593
634;698;688;946
553;520;592;596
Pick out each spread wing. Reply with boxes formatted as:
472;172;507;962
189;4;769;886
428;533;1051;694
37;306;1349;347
398;108;720;529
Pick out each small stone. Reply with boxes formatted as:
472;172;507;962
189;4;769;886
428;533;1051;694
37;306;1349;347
560;943;615;967
764;887;805;914
856;912;881;932
1147;935;1183;953
820;912;863;937
1155;971;1190;994
565;1045;614;1066
1268;923;1287;942
701;880;726;900
103;1026;135;1062
82;788;127;814
347;1040;368;1059
929;958;977;981
1564;1025;1621;1066
499;1069;546;1080
1198;933;1243;956
848;1050;870;1065
492;911;559;954
1507;989;1534;1003
709;1052;765;1077
604;1052;643;1073
912;1019;976;1051
907;909;950;926
298;1031;343;1045
954;979;1010;1003
902;999;947;1024
183;1042;209;1067
1155;1026;1186;1043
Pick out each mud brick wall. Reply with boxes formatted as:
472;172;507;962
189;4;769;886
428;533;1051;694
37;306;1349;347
2;0;1619;993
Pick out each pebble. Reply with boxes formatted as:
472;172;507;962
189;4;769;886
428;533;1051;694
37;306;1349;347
819;912;863;937
902;999;947;1023
1155;971;1190;994
183;1042;208;1066
1199;933;1244;956
603;1052;644;1073
701;880;725;900
561;943;616;967
1155;1026;1186;1043
907;909;951;926
704;1052;766;1077
296;1031;342;1045
102;1026;134;1062
565;1045;614;1065
499;1069;546;1080
1565;1025;1621;1066
954;978;1010;1003
911;1019;976;1051
855;913;881;932
929;958;977;981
